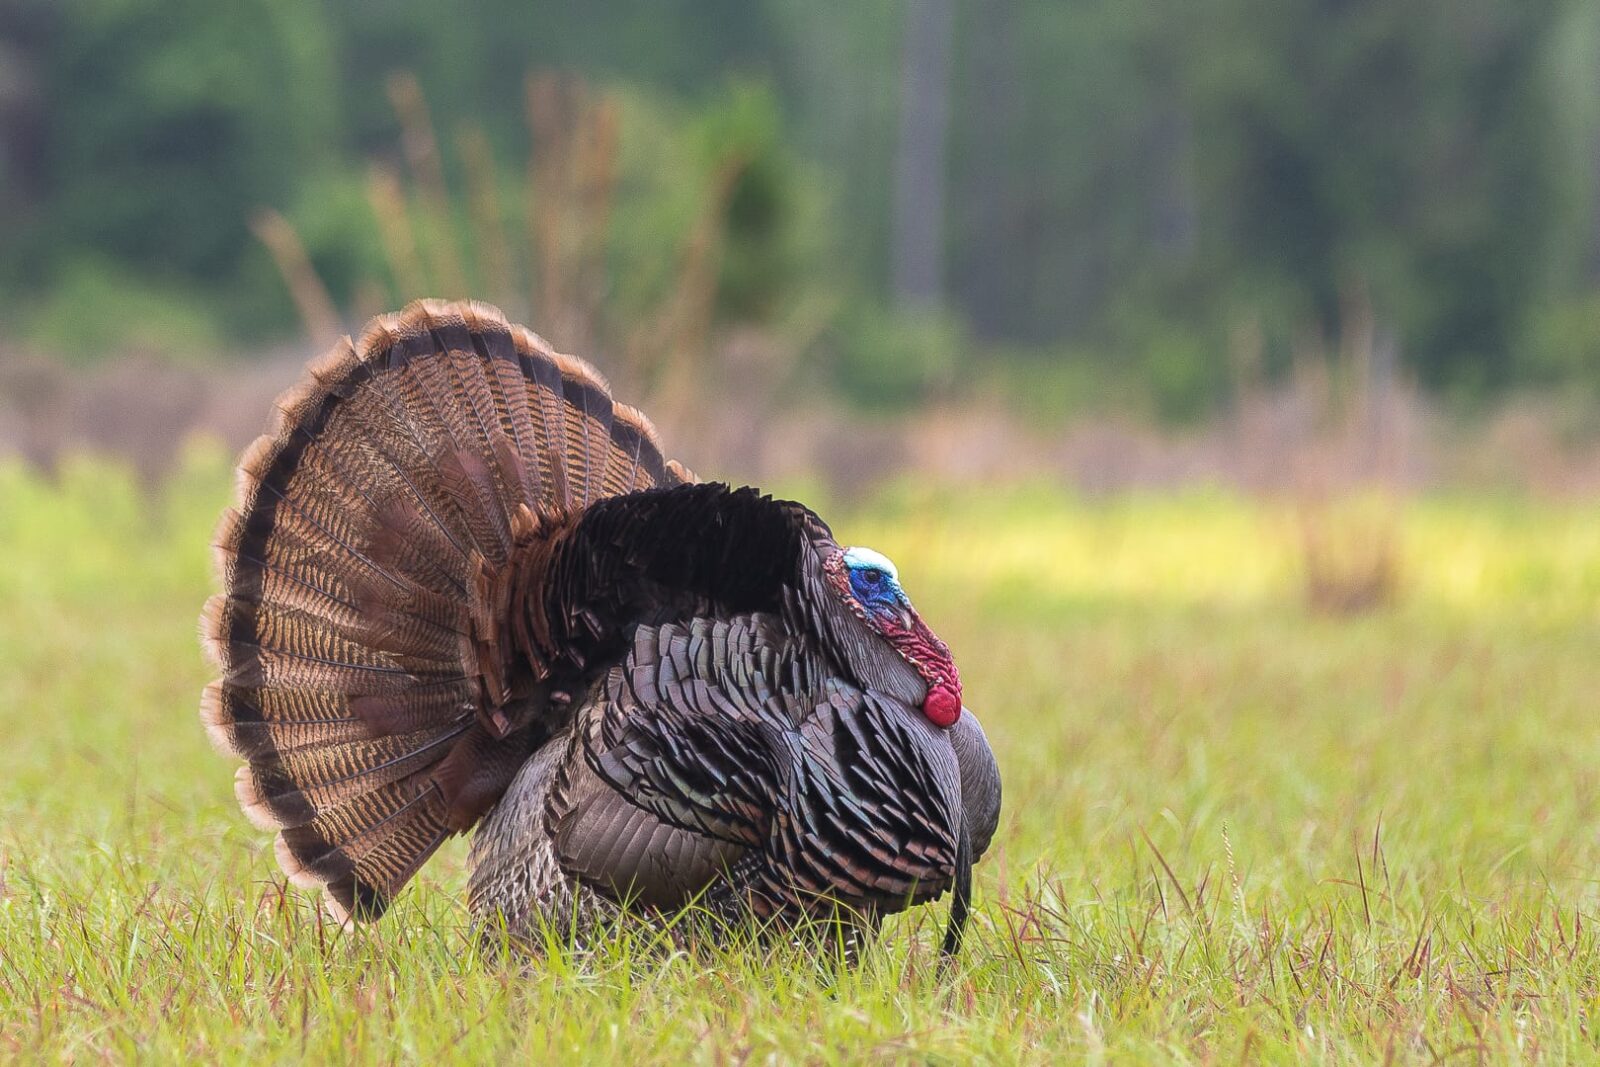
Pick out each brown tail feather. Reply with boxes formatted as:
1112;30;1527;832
202;298;688;921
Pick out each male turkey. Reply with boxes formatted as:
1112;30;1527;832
200;299;1000;959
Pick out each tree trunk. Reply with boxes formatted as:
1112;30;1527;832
956;0;1022;339
890;0;955;310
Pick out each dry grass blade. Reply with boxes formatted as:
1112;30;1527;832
456;124;517;313
248;66;751;446
248;209;341;346
525;69;573;335
387;70;467;297
629;153;749;408
366;162;428;299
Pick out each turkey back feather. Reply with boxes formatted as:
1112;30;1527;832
201;299;690;921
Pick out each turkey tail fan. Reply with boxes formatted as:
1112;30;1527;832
200;298;690;921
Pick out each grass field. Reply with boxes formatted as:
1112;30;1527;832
4;445;1600;1062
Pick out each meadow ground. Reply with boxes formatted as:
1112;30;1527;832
3;445;1600;1063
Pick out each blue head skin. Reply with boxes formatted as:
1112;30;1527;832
832;545;963;727
842;546;913;628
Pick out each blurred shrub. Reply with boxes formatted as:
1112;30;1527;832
956;333;1230;429
1137;327;1228;425
242;72;832;396
972;344;1132;428
21;257;222;361
281;170;396;316
595;81;825;336
825;302;966;409
692;83;809;323
1524;293;1600;396
2;0;337;352
2;0;1598;416
20;0;335;282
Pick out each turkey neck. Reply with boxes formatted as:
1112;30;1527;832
785;550;930;712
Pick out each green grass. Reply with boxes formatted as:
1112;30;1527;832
4;446;1600;1062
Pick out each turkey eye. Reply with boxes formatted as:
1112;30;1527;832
863;570;882;586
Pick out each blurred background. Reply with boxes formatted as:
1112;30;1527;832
3;0;1600;498
11;10;1600;1054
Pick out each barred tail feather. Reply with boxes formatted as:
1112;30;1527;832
201;299;688;920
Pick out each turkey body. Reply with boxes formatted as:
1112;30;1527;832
201;300;1000;956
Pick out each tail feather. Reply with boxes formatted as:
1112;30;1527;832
288;412;477;590
215;534;469;665
258;726;474;816
520;339;586;508
481;345;543;503
560;357;615;508
203;298;688;920
331;381;477;566
202;682;372;759
432;445;515;563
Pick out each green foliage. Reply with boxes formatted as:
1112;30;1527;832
321;0;783;153
0;0;337;345
693;82;808;323
827;301;966;408
6;0;1600;410
1138;328;1227;425
21;256;223;360
9;459;1600;1057
1182;0;1583;392
814;0;1600;403
23;0;335;280
283;170;396;313
972;344;1131;428
600;81;823;328
1523;292;1600;396
594;85;769;328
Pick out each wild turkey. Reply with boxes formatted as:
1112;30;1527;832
200;299;1000;959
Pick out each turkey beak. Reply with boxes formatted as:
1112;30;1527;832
894;591;915;631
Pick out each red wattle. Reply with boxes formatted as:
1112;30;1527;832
923;684;961;728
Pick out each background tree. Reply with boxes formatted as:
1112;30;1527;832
2;0;1597;411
